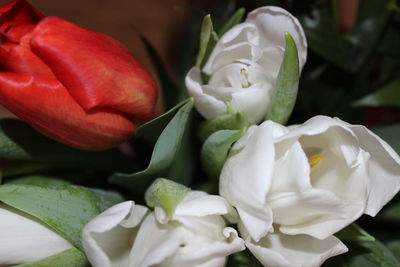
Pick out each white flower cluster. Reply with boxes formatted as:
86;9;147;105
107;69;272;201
2;6;399;267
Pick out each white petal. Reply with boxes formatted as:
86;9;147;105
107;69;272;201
230;85;272;123
220;121;279;241
203;23;260;74
246;6;308;70
174;191;238;223
244;230;347;267
185;67;227;120
128;213;182;266
348;124;400;216
0;204;72;265
269;141;367;239
82;201;148;267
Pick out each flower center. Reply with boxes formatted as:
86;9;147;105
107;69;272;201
240;68;250;88
308;154;324;170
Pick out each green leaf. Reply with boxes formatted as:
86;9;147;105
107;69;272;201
89;188;125;212
198;108;250;142
386;240;400;261
145;178;190;218
140;37;184;109
325;227;400;267
6;175;71;186
19;248;88;267
0;184;109;250
110;99;194;192
353;79;400;107
135;99;190;147
217;7;245;37
201;128;246;179
265;32;300;124
227;250;263;267
336;224;375;242
371;124;400;154
0;119;131;171
196;14;219;68
299;7;353;71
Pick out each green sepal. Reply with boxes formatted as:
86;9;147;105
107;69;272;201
201;128;247;179
18;248;88;267
217;7;245;37
196;14;219;68
198;107;250;142
265;32;300;124
145;178;190;219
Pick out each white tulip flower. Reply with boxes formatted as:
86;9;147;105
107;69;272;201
220;116;400;265
82;191;244;267
185;6;307;124
0;203;73;265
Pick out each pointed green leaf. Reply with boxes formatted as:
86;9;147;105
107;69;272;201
0;119;131;171
196;14;219;68
145;178;190;219
265;32;300;124
0;184;118;250
110;99;194;191
336;223;375;242
353;79;400;107
19;248;88;267
201;128;246;179
135;99;191;146
198;109;250;141
217;7;245;37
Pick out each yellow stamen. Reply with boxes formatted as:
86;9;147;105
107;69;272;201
308;154;324;170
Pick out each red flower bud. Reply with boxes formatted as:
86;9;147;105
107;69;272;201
0;0;157;150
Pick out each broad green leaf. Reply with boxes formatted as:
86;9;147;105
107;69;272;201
196;14;219;68
386;240;400;261
353;79;400;107
198;108;250;141
145;178;190;218
0;119;131;171
0;184;113;250
110;99;194;192
371;124;400;154
89;188;125;212
265;32;299;124
201;128;246;179
325;227;400;267
336;224;375;242
140;37;184;109
6;175;71;186
19;248;88;267
217;8;245;37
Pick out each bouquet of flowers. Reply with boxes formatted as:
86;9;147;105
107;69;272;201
0;0;399;266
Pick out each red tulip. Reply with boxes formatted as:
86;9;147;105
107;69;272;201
0;0;157;150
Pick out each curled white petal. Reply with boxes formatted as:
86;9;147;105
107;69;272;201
243;229;347;267
0;204;73;265
82;201;148;267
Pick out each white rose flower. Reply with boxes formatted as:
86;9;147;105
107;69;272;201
0;203;73;265
219;115;400;266
185;6;307;124
82;191;244;267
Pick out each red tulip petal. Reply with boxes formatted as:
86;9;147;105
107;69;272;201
30;17;157;121
0;0;43;37
0;72;136;150
0;32;55;77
